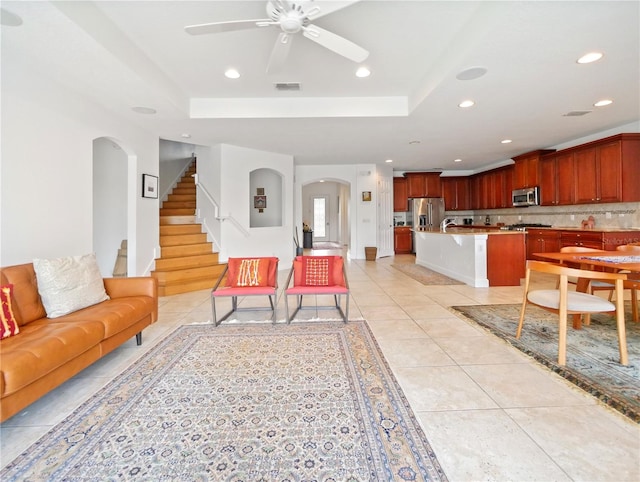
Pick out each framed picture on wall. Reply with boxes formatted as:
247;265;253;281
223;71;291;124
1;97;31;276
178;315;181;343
256;187;265;195
142;174;158;199
362;191;372;202
254;195;267;209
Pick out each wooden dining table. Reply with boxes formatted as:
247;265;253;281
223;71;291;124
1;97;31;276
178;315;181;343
533;250;640;328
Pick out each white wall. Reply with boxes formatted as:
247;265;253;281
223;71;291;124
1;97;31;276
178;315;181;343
159;139;194;201
1;60;159;275
249;168;283;228
93;138;128;277
219;144;294;264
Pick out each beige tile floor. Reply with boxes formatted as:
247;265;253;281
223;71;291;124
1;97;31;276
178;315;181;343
2;252;639;481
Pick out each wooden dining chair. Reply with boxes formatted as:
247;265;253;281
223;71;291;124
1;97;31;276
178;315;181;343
588;244;640;322
517;260;628;366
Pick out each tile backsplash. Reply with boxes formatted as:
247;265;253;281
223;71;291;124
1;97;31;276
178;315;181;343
442;201;640;229
394;202;639;228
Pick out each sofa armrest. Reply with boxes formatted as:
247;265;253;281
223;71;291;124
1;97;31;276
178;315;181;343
103;277;158;322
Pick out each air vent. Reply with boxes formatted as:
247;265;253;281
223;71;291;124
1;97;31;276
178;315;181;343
563;110;592;117
274;82;301;91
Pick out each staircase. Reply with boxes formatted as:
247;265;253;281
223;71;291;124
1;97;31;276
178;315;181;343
151;162;226;296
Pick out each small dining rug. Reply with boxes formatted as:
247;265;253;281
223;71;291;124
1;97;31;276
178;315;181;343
392;263;464;285
451;303;640;422
2;322;448;481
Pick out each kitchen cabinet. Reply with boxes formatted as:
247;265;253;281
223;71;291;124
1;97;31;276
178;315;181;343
526;229;561;259
405;172;442;198
393;177;409;212
470;166;513;209
512;150;555;190
442;177;470;211
539;151;575;205
394;226;412;254
574;143;622;204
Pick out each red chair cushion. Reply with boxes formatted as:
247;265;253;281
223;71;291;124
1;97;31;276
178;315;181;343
293;256;345;287
226;258;270;287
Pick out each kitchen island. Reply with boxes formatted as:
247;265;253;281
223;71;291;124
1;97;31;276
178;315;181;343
413;228;526;287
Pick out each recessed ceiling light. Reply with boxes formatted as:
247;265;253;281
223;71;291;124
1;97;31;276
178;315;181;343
454;158;462;163
501;139;512;144
385;159;393;163
181;133;192;138
356;67;370;78
131;106;157;115
458;100;475;108
456;67;488;81
594;99;613;107
408;140;421;145
225;68;240;79
577;52;604;64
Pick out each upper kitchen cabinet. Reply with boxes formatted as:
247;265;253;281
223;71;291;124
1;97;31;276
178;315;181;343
571;134;640;204
441;177;470;211
539;151;574;206
512;150;555;190
405;172;442;198
393;177;409;212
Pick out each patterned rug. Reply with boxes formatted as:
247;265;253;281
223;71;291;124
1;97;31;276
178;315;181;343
312;241;342;250
392;263;464;285
451;303;640;422
2;322;448;481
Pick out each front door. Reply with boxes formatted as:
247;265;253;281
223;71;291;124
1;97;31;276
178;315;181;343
312;195;329;242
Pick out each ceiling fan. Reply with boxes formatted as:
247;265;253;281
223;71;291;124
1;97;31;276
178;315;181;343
184;0;369;73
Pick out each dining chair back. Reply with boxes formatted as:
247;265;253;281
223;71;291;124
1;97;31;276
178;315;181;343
210;257;279;326
517;260;628;366
283;255;349;323
615;244;640;322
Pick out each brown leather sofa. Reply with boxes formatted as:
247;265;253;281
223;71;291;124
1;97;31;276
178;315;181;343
0;263;158;422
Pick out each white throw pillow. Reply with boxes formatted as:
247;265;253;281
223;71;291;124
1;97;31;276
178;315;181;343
33;253;110;318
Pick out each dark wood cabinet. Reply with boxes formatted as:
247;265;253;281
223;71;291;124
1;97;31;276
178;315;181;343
442;177;470;211
394;227;412;254
512;150;554;190
405;172;442;198
393;177;409;212
469;166;513;209
539;151;575;205
573;144;622;204
527;228;640;259
526;229;561;259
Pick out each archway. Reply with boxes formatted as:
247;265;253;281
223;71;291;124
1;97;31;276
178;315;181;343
92;137;136;277
301;179;350;248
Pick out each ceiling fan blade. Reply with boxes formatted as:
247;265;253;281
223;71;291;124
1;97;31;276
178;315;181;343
185;19;271;36
303;24;369;63
266;32;293;74
303;0;363;21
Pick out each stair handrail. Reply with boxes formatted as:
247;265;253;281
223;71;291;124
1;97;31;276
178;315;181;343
192;173;250;237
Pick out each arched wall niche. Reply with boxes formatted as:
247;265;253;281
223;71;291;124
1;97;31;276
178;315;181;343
249;168;283;228
92;136;136;277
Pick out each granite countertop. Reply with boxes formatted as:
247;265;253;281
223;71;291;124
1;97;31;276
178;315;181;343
413;227;524;235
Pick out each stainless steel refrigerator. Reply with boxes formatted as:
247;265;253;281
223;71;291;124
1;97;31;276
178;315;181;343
410;198;445;253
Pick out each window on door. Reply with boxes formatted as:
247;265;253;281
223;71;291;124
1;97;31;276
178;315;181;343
313;196;327;238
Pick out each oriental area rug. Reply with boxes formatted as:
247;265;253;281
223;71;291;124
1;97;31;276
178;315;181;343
2;321;448;481
392;264;464;285
451;303;640;422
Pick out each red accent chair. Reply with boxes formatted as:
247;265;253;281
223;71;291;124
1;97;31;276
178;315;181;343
283;255;349;323
211;257;279;326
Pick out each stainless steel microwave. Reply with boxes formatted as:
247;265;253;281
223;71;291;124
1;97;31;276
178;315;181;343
512;187;539;207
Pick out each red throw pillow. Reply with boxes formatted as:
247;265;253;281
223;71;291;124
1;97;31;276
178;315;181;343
228;258;270;287
1;284;20;339
302;256;334;286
